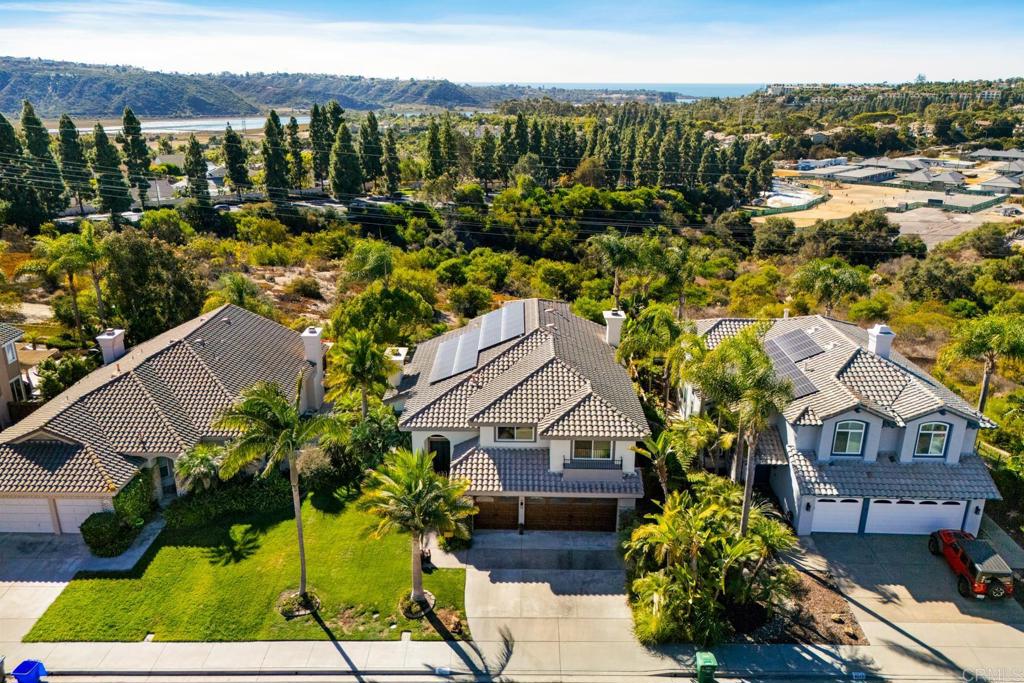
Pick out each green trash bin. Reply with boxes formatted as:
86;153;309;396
695;650;717;683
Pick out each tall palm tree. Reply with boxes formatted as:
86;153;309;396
736;353;793;536
331;329;395;418
78;222;108;326
617;303;681;406
17;233;89;340
214;379;328;599
632;431;678;500
949;315;1024;414
360;449;477;604
587;231;637;309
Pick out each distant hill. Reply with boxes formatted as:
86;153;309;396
0;57;679;118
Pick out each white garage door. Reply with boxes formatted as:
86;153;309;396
56;499;109;534
812;498;863;533
865;499;966;535
0;498;56;533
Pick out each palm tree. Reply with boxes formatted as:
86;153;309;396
736;351;793;536
949;315;1024;414
617;303;681;406
17;233;89;340
587;231;637;309
214;379;328;600
203;273;276;318
79;222;108;326
331;329;395;418
360;449;477;604
174;443;224;493
632;431;677;500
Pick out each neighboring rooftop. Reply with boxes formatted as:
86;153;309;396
694;315;993;430
391;299;649;440
0;305;311;494
0;322;24;348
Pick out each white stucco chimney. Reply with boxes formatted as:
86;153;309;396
603;309;626;348
301;327;325;408
868;323;895;359
386;346;408;389
96;328;126;365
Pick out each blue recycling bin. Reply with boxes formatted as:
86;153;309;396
12;659;47;683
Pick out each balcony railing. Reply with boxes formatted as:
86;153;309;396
563;456;623;470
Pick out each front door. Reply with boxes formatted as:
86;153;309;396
157;457;178;498
427;437;451;475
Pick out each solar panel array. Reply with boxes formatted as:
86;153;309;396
430;301;528;383
774;329;824;362
765;339;819;398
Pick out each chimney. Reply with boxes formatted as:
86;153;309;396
603;310;626;348
783;308;791;319
96;329;126;365
386;347;408;389
868;323;895;359
301;327;325;409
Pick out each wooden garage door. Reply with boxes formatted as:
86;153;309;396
525;497;617;532
474;497;519;529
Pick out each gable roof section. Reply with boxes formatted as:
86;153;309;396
397;299;649;439
696;315;992;430
0;322;23;347
0;305;310;493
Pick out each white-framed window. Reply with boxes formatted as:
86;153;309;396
832;420;866;456
496;425;535;442
573;439;613;459
3;342;15;365
915;422;950;458
9;378;26;402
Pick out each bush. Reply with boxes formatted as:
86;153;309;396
164;474;292;529
438;533;472;552
113;471;154;524
298;448;341;494
81;511;138;557
283;275;323;300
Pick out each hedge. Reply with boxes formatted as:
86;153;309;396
113;471;154;524
81;511;137;557
164;474;292;529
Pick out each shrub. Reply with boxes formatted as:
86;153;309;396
283;275;323;300
81;511;138;557
163;474;292;529
438;533;472;552
112;472;154;525
448;283;493;318
298;447;341;494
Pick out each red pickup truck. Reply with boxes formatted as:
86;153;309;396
929;529;1014;600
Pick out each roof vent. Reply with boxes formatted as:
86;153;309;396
221;317;232;325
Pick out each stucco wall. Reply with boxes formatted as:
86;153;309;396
410;430;478;454
816;410;884;463
898;413;968;464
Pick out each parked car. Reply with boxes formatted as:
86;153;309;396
929;529;1014;600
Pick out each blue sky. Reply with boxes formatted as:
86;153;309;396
0;0;1022;83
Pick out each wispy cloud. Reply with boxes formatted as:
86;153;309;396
0;0;1021;82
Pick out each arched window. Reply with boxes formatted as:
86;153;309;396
915;422;950;458
832;420;866;456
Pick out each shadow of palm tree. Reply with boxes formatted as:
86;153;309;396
309;607;366;683
421;610;515;680
204;527;262;565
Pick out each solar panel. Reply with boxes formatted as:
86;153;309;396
500;300;525;341
453;328;481;376
429;337;460;383
477;308;504;351
765;340;818;398
774;329;824;362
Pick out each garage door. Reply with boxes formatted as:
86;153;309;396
56;499;109;534
811;498;863;533
474;497;519;529
0;498;56;533
865;499;966;535
524;497;618;532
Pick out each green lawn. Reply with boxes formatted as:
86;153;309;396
26;492;467;642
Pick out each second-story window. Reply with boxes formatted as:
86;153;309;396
3;342;15;365
496;425;535;442
832;420;866;456
915;422;950;458
573;439;613;459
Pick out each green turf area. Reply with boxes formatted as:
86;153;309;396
25;492;467;642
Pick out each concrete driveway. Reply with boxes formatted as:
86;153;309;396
808;533;1024;679
0;533;88;643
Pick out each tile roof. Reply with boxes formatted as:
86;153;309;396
0;305;311;494
693;315;994;430
0;322;24;347
755;426;788;465
787;448;1001;500
450;439;644;497
395;300;649;439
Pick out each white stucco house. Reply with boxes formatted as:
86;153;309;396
385;299;650;532
685;316;1000;536
0;305;326;534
